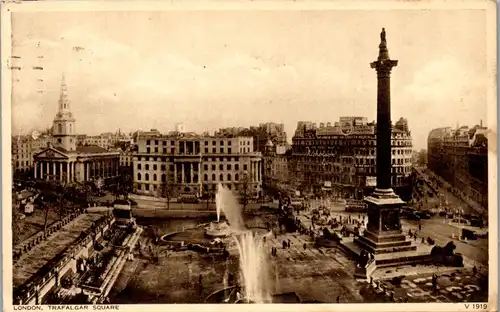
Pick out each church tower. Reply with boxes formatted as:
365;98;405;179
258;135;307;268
52;74;77;152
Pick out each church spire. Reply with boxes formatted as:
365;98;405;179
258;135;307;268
58;73;70;112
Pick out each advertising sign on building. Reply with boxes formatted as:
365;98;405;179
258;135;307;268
340;121;353;136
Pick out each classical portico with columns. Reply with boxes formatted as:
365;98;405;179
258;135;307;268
33;74;120;184
34;144;120;183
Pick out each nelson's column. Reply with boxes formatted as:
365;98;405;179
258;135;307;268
354;28;417;255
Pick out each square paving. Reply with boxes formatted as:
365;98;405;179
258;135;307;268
13;213;103;288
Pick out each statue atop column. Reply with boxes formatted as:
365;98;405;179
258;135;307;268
381;28;386;43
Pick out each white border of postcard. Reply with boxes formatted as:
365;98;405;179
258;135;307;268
1;1;497;312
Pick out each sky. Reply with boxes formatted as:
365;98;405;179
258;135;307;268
9;9;488;150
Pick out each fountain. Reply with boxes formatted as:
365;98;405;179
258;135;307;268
208;183;272;303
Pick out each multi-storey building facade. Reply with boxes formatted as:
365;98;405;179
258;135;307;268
119;147;135;168
291;117;413;200
427;124;488;209
12;134;55;174
215;122;288;153
133;133;263;198
263;140;291;185
77;131;132;150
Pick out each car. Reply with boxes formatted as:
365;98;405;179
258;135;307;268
407;213;421;221
416;212;432;219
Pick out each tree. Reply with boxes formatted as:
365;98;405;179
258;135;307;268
239;173;251;211
113;172;133;200
204;185;216;210
157;175;176;209
12;193;23;246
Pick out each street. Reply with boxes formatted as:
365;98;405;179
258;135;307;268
402;217;488;266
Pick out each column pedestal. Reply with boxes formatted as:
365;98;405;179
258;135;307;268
354;188;415;254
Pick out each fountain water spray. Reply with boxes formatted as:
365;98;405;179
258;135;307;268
215;183;272;303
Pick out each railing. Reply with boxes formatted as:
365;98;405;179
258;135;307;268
13;215;114;305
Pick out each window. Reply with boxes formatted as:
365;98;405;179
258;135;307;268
205;141;208;146
162;174;166;182
212;165;216;170
171;141;175;145
138;164;142;170
147;147;151;153
204;164;208;170
163;148;167;153
212;148;216;153
145;184;150;191
205;148;208;153
145;173;149;181
155;140;158;145
137;173;141;180
163;141;167;145
218;164;223;170
170;165;174;171
227;164;232;170
220;174;224;181
204;174;208;181
235;164;239;170
155;147;158;153
227;174;231;181
171;148;175;154
161;164;166;171
220;141;224;145
235;173;239;181
220;148;224;153
212;174;216;181
146;164;150;170
228;141;232;146
244;164;248;170
147;140;150;145
153;164;157;170
212;141;216;146
228;148;232;154
153;174;157;181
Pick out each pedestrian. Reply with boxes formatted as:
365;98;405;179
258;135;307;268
419;223;422;231
303;243;307;250
283;240;287;249
263;236;266;243
287;239;291;248
432;273;438;291
421;237;425;244
336;295;340;303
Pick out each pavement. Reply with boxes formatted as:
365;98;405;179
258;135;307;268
364;268;487;303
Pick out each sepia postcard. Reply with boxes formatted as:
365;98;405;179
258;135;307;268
1;1;497;312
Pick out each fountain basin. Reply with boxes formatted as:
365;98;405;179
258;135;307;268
205;221;232;238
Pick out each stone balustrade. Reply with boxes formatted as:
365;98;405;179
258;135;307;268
13;215;114;305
